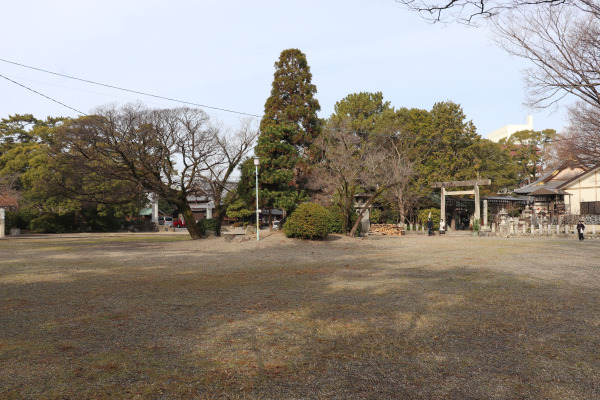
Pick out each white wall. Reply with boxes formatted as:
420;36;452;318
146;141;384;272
487;115;533;143
564;169;600;214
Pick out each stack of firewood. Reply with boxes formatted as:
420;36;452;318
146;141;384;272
369;224;405;236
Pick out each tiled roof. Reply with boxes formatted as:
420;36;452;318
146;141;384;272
0;193;18;207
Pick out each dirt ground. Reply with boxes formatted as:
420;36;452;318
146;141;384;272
1;231;599;399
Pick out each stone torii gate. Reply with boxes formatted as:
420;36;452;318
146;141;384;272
431;179;491;230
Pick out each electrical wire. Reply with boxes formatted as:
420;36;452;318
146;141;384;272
0;57;563;145
0;73;88;116
0;58;261;118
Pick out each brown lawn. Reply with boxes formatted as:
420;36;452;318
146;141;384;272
1;231;599;399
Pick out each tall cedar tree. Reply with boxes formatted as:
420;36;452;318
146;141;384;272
236;126;305;223
258;48;322;193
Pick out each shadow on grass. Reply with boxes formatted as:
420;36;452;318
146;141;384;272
1;236;600;399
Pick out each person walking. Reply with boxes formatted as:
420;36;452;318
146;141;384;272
426;218;434;236
577;220;585;241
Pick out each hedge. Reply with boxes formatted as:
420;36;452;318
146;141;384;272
283;203;329;240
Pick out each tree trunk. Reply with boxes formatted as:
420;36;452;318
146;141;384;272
214;205;227;237
174;200;203;240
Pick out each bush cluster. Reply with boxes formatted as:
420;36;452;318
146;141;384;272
326;205;358;234
283;203;329;240
199;218;219;232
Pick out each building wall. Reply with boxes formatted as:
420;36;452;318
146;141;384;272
487;115;533;143
564;169;600;214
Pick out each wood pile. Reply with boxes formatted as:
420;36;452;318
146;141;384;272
369;224;405;236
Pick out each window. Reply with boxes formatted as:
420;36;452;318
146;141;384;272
580;201;600;215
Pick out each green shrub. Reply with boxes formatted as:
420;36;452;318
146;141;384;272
284;203;329;240
6;209;36;231
30;214;70;233
326;206;344;234
326;205;358;234
199;218;219;232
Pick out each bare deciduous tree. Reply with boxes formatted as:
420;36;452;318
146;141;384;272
396;0;600;24
558;102;600;165
493;5;600;111
348;139;414;237
311;124;414;236
193;118;258;235
53;103;254;240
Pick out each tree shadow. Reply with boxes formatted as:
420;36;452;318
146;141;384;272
1;236;600;399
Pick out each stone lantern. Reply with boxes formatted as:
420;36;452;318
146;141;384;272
354;194;371;236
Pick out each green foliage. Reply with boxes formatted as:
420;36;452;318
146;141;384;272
158;198;177;217
473;218;481;232
225;189;254;221
199;218;219;232
29;213;73;233
255;126;306;212
419;101;481;183
329;92;391;138
369;208;382;224
5;209;35;231
471;139;519;194
325;205;358;234
283;202;329;240
81;205;127;232
326;205;345;234
381;209;401;224
499;129;556;184
260;48;321;150
418;208;440;230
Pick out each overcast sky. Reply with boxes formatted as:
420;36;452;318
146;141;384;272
1;0;567;139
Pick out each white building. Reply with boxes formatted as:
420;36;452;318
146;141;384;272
562;166;600;215
487;115;533;143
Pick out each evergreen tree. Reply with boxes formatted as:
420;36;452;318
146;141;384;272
236;126;306;224
252;48;321;212
329;92;391;139
260;48;322;156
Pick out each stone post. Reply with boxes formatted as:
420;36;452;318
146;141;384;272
483;199;488;227
440;186;446;231
151;194;159;224
0;208;5;239
474;184;481;222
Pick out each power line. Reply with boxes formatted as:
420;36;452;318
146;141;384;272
3;58;559;146
0;58;262;119
0;73;88;116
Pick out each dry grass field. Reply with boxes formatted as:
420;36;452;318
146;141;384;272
1;231;600;399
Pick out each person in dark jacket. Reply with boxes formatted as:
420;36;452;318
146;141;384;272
426;218;434;236
577;221;585;241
